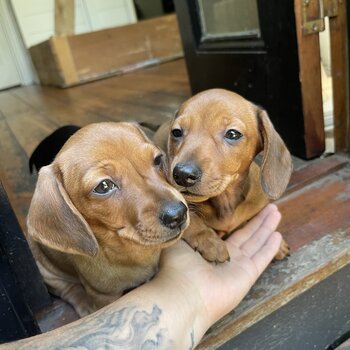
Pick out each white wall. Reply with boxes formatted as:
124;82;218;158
11;0;137;47
319;17;331;76
0;0;36;89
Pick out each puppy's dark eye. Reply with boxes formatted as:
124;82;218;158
224;129;243;141
171;128;183;138
93;179;117;195
154;154;163;167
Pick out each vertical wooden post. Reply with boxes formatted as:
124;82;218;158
329;0;349;152
55;0;75;36
294;0;326;158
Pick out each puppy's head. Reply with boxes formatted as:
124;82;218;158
167;89;292;201
27;122;189;257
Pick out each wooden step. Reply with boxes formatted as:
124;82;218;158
198;154;350;349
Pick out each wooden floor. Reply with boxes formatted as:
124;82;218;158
0;59;190;232
1;59;349;348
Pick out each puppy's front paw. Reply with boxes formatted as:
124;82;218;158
75;302;96;318
274;238;290;260
183;229;230;263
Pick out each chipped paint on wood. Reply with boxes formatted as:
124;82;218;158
198;230;350;349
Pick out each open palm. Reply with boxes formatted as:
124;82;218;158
159;204;282;328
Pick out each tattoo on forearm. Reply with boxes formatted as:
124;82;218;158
8;305;174;350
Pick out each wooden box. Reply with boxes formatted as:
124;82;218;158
29;14;183;88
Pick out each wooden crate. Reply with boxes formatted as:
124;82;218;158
29;14;183;88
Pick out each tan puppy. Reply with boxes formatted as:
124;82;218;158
27;122;189;317
154;89;292;263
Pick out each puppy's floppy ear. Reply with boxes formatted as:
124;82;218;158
258;109;293;200
27;165;98;256
153;110;179;152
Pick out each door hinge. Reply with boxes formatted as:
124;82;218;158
302;0;339;35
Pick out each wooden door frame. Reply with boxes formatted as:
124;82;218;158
174;0;326;159
333;0;350;153
294;0;326;159
296;0;350;154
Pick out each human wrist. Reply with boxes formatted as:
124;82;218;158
151;266;212;347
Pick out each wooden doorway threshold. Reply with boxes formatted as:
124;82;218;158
199;153;350;349
0;60;349;348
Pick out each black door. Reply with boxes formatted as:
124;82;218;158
174;0;325;159
0;182;51;343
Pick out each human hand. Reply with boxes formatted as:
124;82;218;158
158;204;282;332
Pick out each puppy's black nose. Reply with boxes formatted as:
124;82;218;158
159;201;187;229
173;162;202;187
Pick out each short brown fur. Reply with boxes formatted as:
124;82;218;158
154;89;292;262
27;122;188;316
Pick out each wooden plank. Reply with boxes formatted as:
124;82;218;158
286;153;348;194
0;113;37;231
278;164;350;251
218;264;350;350
51;37;79;86
29;40;65;87
11;60;190;126
0;91;59;156
0;60;188;229
29;14;184;87
330;0;350;152
67;14;183;83
1;59;350;342
11;86;116;126
55;0;75;36
294;0;325;158
197;163;350;348
198;230;350;349
29;37;78;87
35;298;78;333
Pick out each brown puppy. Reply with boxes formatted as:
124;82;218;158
27;122;188;317
154;89;292;263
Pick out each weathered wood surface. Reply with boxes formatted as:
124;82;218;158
198;229;350;349
219;264;350;350
1;59;349;342
330;0;350;152
55;0;75;36
29;14;184;87
196;159;350;348
35;298;78;333
0;60;190;232
294;0;325;158
279;162;350;251
286;153;348;194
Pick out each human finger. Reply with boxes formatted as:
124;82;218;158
227;204;279;247
238;210;281;257
252;231;282;275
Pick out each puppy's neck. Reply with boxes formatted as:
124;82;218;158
209;171;249;220
93;228;162;267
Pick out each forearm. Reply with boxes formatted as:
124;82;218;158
1;205;282;350
1;273;207;350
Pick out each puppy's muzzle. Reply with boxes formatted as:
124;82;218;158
173;162;202;187
159;201;187;230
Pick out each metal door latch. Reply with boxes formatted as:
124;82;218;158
302;0;339;35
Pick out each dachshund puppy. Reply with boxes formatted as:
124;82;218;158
154;89;292;263
27;122;189;317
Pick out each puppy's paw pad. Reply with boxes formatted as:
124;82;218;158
75;301;96;318
274;239;290;261
184;230;230;263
